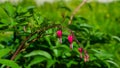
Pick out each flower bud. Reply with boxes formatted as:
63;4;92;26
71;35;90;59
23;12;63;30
68;35;73;44
78;48;83;58
57;30;62;38
78;48;83;53
68;35;73;49
57;30;62;43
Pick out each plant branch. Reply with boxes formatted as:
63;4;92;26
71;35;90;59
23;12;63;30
68;0;87;24
68;0;87;47
10;24;60;61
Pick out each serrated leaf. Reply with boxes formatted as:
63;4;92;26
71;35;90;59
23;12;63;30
0;59;20;68
24;50;52;59
0;48;11;58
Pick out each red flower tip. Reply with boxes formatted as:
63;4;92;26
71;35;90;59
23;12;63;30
68;35;73;44
57;30;62;38
78;48;83;53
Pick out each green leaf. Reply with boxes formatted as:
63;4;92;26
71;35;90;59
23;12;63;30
94;62;101;67
68;24;79;31
79;23;92;29
53;45;70;57
89;54;96;61
91;49;112;60
24;50;52;59
0;7;9;19
4;2;15;17
103;61;110;68
106;60;119;68
58;6;71;12
67;60;78;68
47;59;56;68
45;36;52;46
27;56;46;68
27;6;35;11
56;45;70;51
53;49;58;57
0;18;10;24
112;36;120;42
64;52;71;57
0;48;11;58
16;6;28;14
0;44;4;49
0;59;20;68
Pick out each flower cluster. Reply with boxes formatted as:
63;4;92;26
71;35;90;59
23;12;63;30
78;48;89;62
56;30;89;62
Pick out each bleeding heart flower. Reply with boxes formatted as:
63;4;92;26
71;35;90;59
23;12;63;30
57;30;62;43
57;30;62;38
78;48;83;53
68;35;73;49
84;50;89;62
68;35;73;44
78;48;83;58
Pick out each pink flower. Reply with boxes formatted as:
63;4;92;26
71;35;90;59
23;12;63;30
68;35;73;44
57;30;62;38
84;50;89;62
68;35;73;49
57;30;62;43
78;48;83;58
78;48;83;53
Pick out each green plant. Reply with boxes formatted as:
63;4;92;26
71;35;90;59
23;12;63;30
0;0;120;68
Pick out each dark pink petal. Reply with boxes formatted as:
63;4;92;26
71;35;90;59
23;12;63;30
57;30;62;38
68;35;73;44
78;48;83;53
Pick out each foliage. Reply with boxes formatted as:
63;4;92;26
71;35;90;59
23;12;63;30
0;0;120;68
